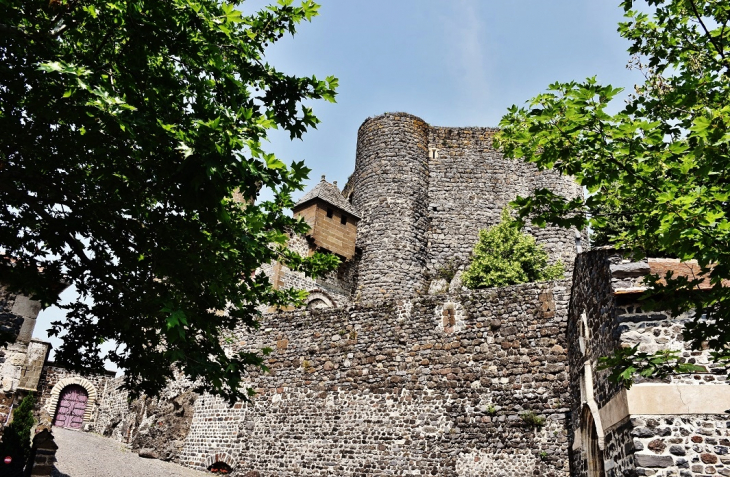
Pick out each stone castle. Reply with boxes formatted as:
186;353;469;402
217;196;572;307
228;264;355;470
1;113;729;477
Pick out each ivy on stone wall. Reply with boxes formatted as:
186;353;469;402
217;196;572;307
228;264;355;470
462;209;564;289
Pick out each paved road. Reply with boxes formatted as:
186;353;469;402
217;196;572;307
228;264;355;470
52;427;208;477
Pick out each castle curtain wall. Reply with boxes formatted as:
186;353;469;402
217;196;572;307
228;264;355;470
97;280;574;476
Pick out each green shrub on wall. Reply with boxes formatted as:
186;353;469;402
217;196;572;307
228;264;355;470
0;393;36;475
463;209;564;289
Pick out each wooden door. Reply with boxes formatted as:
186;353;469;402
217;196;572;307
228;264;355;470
53;384;88;429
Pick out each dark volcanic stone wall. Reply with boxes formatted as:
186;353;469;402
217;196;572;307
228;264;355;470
0;285;24;344
350;113;431;302
347;113;583;303
426;127;583;274
567;250;730;477
171;280;574;476
567;249;623;477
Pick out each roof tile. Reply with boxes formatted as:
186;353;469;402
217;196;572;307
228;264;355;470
294;176;361;219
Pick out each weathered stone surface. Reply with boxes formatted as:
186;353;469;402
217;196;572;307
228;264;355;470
93;281;573;475
138;448;159;459
635;454;674;468
568;249;730;477
670;444;687;456
349;113;581;303
610;261;651;278
648;439;667;453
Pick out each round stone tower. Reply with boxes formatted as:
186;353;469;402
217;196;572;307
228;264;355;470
350;113;430;302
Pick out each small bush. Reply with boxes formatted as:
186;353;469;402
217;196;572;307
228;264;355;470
485;405;497;416
436;259;460;283
519;411;545;428
0;393;36;474
462;208;564;289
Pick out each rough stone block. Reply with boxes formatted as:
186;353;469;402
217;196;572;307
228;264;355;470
635;454;674;468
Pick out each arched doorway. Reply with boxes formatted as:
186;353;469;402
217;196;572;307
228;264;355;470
582;406;605;477
53;384;88;429
47;376;99;429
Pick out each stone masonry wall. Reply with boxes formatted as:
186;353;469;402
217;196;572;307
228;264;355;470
629;415;730;477
347;113;583;303
93;280;575;476
350;113;431;302
296;200;359;260
259;234;352;310
568;249;730;477
93;375;199;462
0;285;24;345
0;285;44;429
567;249;630;477
36;365;116;431
426;126;583;276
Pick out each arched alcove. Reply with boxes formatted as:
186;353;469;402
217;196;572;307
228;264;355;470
205;452;235;473
305;290;335;310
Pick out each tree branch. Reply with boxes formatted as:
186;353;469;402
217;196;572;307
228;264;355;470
688;0;726;63
0;23;29;37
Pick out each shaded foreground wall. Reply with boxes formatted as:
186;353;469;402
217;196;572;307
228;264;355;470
98;280;573;476
0;284;47;429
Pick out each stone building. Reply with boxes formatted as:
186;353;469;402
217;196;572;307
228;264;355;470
21;113;730;477
0;281;57;430
568;250;730;477
259;112;582;310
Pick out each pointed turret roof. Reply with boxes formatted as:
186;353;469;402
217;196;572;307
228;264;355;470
294;175;361;219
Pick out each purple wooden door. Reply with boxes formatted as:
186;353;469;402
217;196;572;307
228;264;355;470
53;385;88;429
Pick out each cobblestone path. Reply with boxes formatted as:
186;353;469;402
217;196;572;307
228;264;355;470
51;427;208;477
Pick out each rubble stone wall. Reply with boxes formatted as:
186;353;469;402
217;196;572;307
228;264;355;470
426;126;583;276
347;113;583;303
350;113;431;302
194;280;574;476
568;249;730;477
96;280;574;476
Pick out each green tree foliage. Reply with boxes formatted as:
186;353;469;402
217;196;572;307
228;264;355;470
0;393;35;475
462;209;564;289
496;0;730;386
0;0;339;402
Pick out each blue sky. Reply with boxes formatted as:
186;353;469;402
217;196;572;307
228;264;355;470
34;1;646;368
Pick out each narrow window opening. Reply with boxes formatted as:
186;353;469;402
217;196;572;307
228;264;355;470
326;208;333;218
340;214;347;225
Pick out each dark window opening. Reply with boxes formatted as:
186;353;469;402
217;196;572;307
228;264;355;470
326;208;333;218
208;462;233;474
340;214;347;225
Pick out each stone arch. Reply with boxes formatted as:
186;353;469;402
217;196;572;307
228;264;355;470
204;451;235;470
306;290;335;310
47;376;98;426
581;405;606;477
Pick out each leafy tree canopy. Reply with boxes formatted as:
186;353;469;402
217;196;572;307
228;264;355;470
0;0;339;402
496;0;730;385
462;209;564;289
